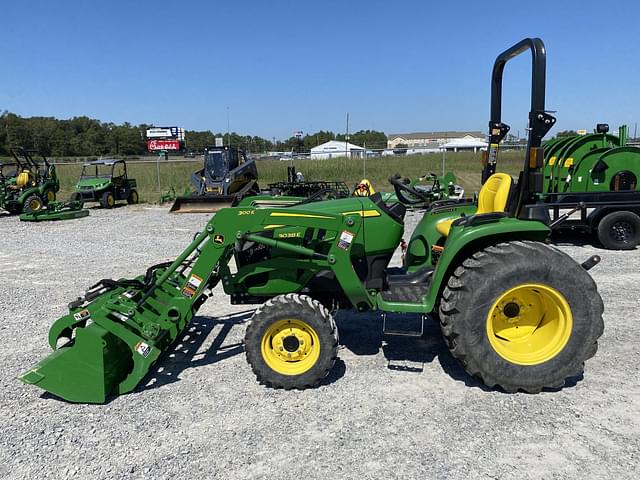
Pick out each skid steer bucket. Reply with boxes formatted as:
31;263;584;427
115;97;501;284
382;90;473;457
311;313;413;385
169;194;236;213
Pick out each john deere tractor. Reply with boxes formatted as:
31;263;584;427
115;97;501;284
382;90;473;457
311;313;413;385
21;38;604;403
0;147;59;214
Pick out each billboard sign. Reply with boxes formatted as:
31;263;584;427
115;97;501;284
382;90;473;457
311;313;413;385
146;127;185;140
147;139;182;151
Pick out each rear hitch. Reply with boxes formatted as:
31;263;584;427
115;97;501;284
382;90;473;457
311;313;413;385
581;255;601;271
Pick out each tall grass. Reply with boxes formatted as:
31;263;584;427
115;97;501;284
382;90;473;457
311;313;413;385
51;151;525;203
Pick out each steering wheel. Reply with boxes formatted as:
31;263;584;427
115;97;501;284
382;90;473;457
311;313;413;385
388;174;431;205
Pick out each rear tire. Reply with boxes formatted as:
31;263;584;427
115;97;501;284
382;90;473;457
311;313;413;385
245;294;339;389
127;190;139;205
597;211;640;250
100;191;115;209
23;194;44;214
43;188;56;204
439;240;604;393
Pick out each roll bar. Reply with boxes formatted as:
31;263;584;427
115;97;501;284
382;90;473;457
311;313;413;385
481;37;557;217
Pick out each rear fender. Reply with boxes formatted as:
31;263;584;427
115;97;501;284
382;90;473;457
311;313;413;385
425;217;550;309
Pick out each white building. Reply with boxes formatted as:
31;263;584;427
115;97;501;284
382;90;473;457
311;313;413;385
310;140;365;160
441;136;488;152
387;131;485;149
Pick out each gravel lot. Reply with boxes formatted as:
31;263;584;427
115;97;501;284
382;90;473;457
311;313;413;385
1;205;638;479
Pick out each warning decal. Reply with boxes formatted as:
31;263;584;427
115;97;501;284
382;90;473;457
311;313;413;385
187;274;203;290
337;230;355;250
135;341;151;358
73;309;91;321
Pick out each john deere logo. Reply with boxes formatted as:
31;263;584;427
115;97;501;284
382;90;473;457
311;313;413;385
213;234;225;244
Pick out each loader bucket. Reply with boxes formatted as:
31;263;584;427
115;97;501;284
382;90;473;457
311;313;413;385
20;323;133;403
169;194;236;213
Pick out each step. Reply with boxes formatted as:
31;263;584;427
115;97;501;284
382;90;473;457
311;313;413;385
382;312;425;337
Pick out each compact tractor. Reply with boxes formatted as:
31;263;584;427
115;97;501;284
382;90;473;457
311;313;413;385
0;147;59;214
21;38;604;403
71;159;139;208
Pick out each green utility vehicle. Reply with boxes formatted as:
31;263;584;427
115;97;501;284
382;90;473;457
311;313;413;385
71;159;138;208
0;148;59;214
21;38;604;404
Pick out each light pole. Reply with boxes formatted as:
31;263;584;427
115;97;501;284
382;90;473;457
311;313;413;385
226;107;230;147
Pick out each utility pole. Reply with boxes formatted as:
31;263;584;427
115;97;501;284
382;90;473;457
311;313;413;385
363;141;366;177
226;107;230;147
345;112;350;162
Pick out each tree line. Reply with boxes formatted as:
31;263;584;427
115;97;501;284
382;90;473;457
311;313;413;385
0;111;388;157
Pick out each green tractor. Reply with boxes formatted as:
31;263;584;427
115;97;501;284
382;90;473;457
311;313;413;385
0;147;59;215
21;38;604;403
384;171;465;208
71;159;139;208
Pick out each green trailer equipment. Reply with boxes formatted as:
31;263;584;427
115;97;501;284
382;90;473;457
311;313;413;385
535;124;640;249
21;38;604;403
0;147;59;214
71;159;139;208
19;201;89;222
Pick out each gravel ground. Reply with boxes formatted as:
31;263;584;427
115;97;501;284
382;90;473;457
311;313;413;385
0;205;638;479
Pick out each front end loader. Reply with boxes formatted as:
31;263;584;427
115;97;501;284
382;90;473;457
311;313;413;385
21;38;604;403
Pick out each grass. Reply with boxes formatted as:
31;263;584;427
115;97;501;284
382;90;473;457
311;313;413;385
48;151;525;203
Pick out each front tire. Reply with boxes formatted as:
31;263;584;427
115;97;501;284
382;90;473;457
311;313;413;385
439;240;604;393
245;294;339;389
597;211;640;250
23;194;44;214
100;191;115;209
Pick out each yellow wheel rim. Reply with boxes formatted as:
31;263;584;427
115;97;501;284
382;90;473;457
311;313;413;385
132;192;138;203
486;283;573;365
108;195;114;207
46;191;55;202
261;319;320;375
29;198;42;211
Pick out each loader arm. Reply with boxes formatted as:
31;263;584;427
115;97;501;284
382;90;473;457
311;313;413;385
21;205;374;403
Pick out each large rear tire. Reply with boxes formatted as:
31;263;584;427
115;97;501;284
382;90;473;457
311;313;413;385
439;240;604;393
43;188;56;204
245;294;338;389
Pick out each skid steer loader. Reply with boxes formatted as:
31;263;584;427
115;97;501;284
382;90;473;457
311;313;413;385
21;38;604;403
169;146;259;213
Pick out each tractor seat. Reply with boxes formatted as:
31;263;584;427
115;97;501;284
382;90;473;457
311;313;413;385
11;170;32;188
435;173;512;237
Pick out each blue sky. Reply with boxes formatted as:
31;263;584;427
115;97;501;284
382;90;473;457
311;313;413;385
1;0;638;139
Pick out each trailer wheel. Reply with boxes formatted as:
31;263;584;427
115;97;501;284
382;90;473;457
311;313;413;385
23;194;44;213
439;241;604;393
597;211;640;250
100;191;115;209
127;190;139;205
245;294;339;389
